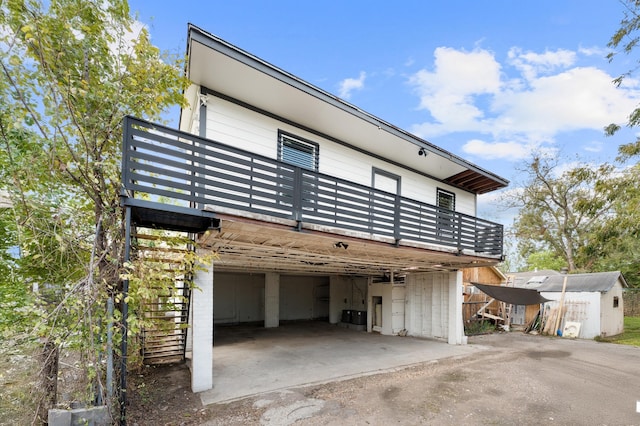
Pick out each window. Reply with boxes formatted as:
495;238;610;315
613;296;619;308
436;188;456;239
437;189;455;211
278;131;318;171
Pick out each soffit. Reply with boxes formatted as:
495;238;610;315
199;213;500;276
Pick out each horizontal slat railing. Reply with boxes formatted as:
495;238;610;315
122;116;503;257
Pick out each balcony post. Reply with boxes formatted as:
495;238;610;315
292;167;303;222
455;212;462;253
393;194;401;244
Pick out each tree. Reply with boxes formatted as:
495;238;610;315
0;0;188;420
525;250;567;272
585;163;640;286
506;156;614;272
607;0;640;158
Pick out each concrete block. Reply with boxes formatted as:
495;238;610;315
47;410;72;426
48;406;109;426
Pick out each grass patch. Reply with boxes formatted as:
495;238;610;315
596;316;640;347
464;320;497;336
0;335;39;425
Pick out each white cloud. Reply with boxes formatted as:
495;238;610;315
507;47;576;81
583;141;603;153
408;45;640;162
338;71;366;99
462;139;532;160
578;45;610;57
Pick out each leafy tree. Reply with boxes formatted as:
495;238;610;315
505;156;614;272
0;0;188;420
607;0;640;158
525;250;567;272
604;1;640;286
585;163;640;286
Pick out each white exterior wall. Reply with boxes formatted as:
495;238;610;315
191;259;213;392
182;84;201;136
264;272;280;328
368;282;395;335
447;271;465;345
541;292;601;339
279;275;330;321
392;285;406;334
202;93;475;215
329;276;367;323
214;272;265;324
600;282;625;337
213;272;330;324
405;272;451;340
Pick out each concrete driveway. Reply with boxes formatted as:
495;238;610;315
196;327;640;425
197;321;484;405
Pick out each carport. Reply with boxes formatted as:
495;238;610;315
193;321;484;405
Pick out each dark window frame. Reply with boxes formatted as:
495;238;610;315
436;188;456;211
277;130;319;171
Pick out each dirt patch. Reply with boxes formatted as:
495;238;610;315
125;333;640;425
127;363;211;425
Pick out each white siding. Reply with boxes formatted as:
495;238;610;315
405;272;450;340
600;282;625;337
203;94;476;215
391;285;406;334
540;291;601;339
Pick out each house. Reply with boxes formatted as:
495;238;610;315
516;271;628;338
119;24;508;393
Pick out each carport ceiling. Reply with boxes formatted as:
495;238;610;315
199;214;500;276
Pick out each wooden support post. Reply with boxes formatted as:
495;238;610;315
554;276;568;335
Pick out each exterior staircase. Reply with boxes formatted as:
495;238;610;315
133;230;194;364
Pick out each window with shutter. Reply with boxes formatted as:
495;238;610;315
437;189;455;211
278;132;318;171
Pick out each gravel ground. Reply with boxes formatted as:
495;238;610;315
129;332;640;426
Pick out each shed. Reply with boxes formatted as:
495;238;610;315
523;271;628;338
462;266;506;324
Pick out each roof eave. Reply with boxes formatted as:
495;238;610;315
185;24;509;194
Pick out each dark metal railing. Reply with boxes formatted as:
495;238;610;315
121;116;503;257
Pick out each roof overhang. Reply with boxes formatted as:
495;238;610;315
183;24;508;195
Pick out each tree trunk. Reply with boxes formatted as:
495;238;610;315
36;339;59;425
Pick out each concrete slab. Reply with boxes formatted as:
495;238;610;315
196;321;486;405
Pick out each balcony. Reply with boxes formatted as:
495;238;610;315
121;116;503;273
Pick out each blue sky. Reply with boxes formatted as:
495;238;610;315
128;1;640;226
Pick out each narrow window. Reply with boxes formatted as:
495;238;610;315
613;296;619;308
437;188;455;211
278;131;318;171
